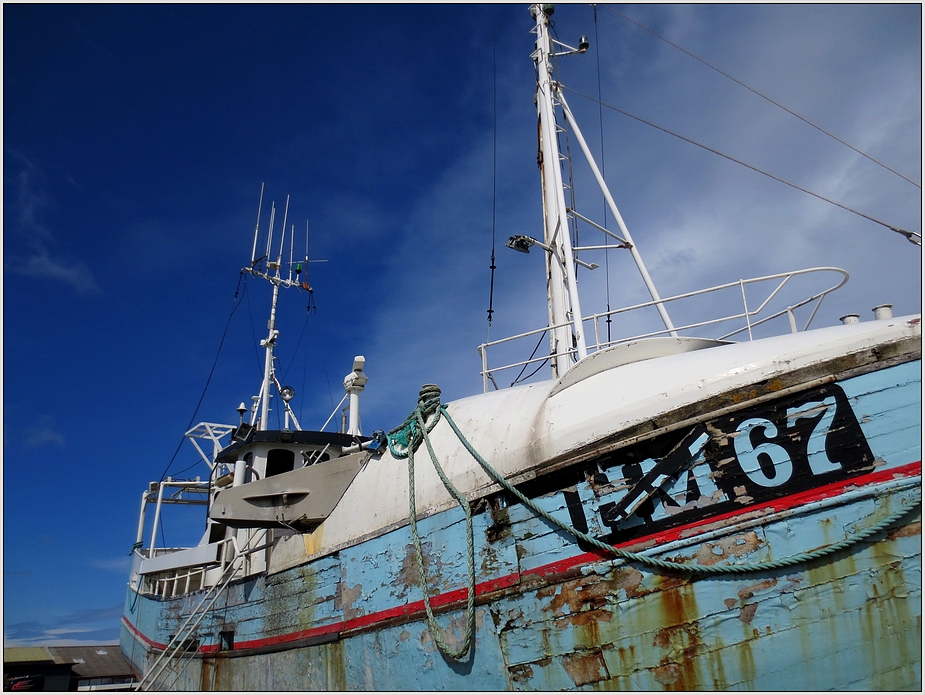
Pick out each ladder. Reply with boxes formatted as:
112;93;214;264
136;539;248;691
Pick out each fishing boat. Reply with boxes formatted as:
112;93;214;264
121;5;921;690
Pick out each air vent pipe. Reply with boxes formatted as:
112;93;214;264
873;304;893;320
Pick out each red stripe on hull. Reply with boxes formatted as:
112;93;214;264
123;461;920;653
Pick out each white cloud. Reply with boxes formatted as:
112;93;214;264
11;250;102;295
24;425;66;449
5;152;103;295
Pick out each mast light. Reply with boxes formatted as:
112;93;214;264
506;235;535;254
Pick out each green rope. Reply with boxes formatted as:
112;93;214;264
438;400;920;575
391;385;920;589
388;386;475;660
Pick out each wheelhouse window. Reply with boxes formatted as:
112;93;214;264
265;448;295;477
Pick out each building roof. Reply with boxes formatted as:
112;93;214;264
44;646;133;679
3;647;54;664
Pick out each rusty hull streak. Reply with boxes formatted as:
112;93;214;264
687;531;764;567
560;648;610;687
887;520;921;540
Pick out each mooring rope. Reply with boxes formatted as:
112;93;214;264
388;385;475;660
387;385;922;647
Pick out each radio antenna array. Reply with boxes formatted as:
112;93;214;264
243;185;327;431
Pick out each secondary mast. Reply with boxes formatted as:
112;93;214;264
245;190;317;432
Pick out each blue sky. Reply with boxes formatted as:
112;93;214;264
3;4;920;646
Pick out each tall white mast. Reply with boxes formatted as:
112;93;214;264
528;4;676;380
532;4;587;377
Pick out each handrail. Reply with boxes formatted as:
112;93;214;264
478;267;848;391
137;536;273;598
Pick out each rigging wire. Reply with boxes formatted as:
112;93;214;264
157;272;249;483
593;5;613;343
245;276;263;378
486;6;498;335
510;330;550;386
561;83;922;246
281;314;310;381
602;4;922;190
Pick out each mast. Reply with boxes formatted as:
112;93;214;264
258;264;282;430
528;4;676;379
532;4;587;377
245;192;320;432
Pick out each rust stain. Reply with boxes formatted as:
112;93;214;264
655;574;689;594
653;662;682;685
553;608;613;629
614;644;637;675
560;648;610;687
737;603;758;624
887;521;921;540
508;663;535;684
540;567;647;618
653;621;702;661
613;566;648;598
541;575;608;616
723;598;737;609
691;531;763;566
653;580;703;689
737;578;777;601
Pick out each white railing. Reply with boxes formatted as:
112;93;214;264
478;267;849;392
136;534;272;599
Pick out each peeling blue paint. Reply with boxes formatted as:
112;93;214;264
122;360;921;690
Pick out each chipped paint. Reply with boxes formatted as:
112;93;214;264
121;360;921;690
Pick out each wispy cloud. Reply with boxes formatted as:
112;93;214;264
4;605;122;647
23;417;66;449
5;151;102;295
12;250;101;295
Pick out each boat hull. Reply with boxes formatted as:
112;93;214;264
122;356;921;690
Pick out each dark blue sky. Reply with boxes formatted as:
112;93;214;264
4;3;920;645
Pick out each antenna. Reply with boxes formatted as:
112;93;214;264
288;224;295;284
277;195;290;266
251;183;264;266
242;192;329;431
266;202;276;263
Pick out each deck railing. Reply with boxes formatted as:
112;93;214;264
134;533;272;599
478;267;849;392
